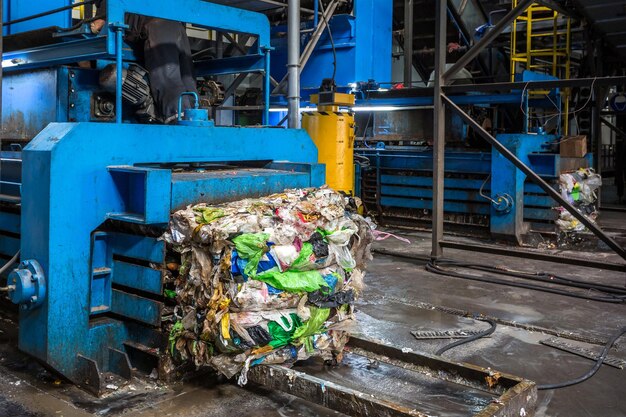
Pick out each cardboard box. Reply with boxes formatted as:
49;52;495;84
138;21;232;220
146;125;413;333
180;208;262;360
560;157;589;174
560;135;587;158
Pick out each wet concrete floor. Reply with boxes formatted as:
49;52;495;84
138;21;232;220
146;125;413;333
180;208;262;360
0;230;624;417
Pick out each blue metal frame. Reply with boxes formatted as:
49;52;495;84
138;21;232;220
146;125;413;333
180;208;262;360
270;0;392;104
0;0;324;392
2;0;275;123
14;122;322;391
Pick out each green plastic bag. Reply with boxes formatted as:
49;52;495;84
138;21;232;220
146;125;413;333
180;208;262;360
194;207;226;224
267;314;303;349
256;268;328;293
290;242;314;271
232;233;270;278
169;321;184;355
293;307;330;345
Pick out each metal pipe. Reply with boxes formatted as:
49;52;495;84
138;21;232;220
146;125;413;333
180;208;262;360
115;26;124;124
263;47;271;125
256;0;317;14
1;0;3;159
403;0;413;87
287;0;301;128
431;0;447;259
444;0;534;82
442;94;626;261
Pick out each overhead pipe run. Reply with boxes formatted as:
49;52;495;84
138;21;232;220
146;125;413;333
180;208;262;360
287;0;301;129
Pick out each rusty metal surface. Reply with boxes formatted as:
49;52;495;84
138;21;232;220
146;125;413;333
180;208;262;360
347;336;527;394
248;363;429;417
247;336;537;417
474;381;537;417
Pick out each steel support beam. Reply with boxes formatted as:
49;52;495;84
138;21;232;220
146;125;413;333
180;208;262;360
287;0;301;128
403;0;414;87
601;117;626;138
221;72;249;104
442;94;626;261
431;0;447;259
443;0;534;82
1;0;3;149
445;76;626;93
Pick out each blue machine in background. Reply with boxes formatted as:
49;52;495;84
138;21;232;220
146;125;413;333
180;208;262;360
270;0;392;103
1;0;324;394
353;72;593;242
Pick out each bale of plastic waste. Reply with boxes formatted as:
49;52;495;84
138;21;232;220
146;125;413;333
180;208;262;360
161;187;373;383
556;168;602;233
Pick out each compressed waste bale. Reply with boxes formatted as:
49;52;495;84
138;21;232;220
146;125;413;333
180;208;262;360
161;187;373;383
556;168;602;233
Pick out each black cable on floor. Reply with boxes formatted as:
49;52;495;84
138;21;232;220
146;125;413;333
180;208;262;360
537;326;626;390
433;259;626;295
435;316;497;356
373;248;626;297
426;261;626;303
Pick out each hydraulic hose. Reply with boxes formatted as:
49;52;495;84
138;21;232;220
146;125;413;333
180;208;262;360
537;326;626;390
426;261;625;303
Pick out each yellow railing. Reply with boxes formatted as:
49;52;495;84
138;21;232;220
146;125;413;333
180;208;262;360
511;1;571;133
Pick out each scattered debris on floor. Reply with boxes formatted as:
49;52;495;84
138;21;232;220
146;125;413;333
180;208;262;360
161;187;373;383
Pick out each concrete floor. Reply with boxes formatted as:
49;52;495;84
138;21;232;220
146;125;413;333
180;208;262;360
0;229;625;417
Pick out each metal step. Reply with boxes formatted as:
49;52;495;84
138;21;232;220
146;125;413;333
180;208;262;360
411;329;493;340
540;338;626;370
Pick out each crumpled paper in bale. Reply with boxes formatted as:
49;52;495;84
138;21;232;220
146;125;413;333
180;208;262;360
161;188;373;383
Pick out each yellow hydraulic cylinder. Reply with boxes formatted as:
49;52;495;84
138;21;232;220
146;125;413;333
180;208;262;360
302;92;356;195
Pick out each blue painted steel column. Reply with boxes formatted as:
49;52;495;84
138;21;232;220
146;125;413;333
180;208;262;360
112;23;128;124
313;0;318;28
263;47;271;125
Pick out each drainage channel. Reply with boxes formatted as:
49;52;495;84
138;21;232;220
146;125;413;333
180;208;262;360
248;336;537;417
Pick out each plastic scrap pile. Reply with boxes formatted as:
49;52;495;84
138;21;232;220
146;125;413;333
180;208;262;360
161;187;373;384
556;168;602;232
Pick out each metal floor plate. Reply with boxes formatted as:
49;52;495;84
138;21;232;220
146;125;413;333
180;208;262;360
540;338;626;370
